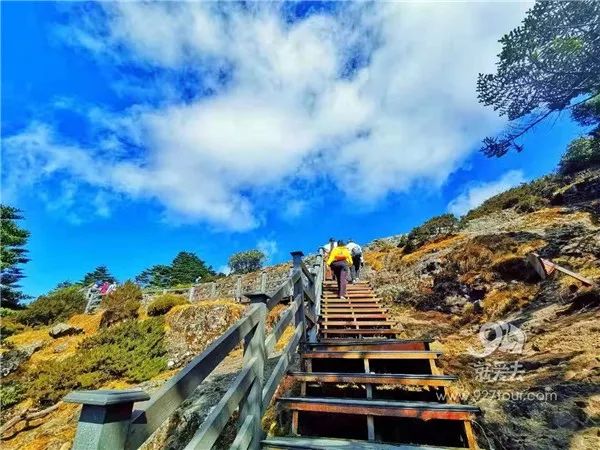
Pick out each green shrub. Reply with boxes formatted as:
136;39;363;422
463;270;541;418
0;381;24;409
17;285;86;327
100;281;141;328
558;136;600;175
147;294;188;316
228;249;266;274
27;318;166;406
462;176;559;222
0;315;24;343
402;214;459;253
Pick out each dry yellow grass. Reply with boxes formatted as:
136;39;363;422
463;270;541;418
400;235;463;265
363;250;386;271
482;285;537;320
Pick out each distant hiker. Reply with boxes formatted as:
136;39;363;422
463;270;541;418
321;238;338;280
326;240;353;299
99;281;110;295
346;239;363;282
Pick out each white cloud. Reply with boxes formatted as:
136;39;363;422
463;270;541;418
217;265;232;276
257;238;278;263
448;170;527;216
3;2;532;229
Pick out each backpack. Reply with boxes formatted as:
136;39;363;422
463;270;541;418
350;245;362;257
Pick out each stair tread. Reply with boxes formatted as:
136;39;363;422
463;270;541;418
309;339;433;346
262;436;466;450
322;329;400;335
302;350;441;359
279;396;479;412
289;371;457;380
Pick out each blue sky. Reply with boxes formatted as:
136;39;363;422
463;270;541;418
2;2;585;298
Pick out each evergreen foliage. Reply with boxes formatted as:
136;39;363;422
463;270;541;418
558;136;600;175
135;252;216;288
400;214;459;253
170;251;215;285
27;318;166;406
477;1;600;156
147;293;188;316
100;281;141;327
0;205;30;308
17;285;86;327
228;249;266;274
81;265;117;286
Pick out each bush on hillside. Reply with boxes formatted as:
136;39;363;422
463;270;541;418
27;318;166;406
147;294;188;316
100;281;141;328
401;214;459;253
17;285;86;327
228;249;266;274
462;176;560;222
0;381;24;409
558;136;600;175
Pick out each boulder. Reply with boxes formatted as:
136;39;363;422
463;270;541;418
0;341;44;376
165;302;245;368
49;323;84;338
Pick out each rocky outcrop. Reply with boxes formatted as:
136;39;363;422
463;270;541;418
164;302;245;368
49;323;84;339
1;341;44;376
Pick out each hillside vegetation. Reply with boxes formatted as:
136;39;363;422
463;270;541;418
1;163;598;449
364;167;599;450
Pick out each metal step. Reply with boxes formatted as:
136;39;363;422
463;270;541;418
288;372;457;387
278;397;479;420
262;436;466;450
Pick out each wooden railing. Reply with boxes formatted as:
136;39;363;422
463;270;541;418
64;251;324;450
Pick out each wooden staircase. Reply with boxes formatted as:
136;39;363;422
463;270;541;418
263;281;480;449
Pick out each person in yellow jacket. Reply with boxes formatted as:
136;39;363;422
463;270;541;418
326;241;353;299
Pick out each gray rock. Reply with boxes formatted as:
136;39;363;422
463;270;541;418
551;410;580;430
0;341;44;376
54;343;69;353
49;323;84;338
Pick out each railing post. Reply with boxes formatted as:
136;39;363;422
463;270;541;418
210;281;217;298
260;271;267;292
291;251;307;348
240;304;267;449
187;286;194;303
235;276;242;301
64;390;149;450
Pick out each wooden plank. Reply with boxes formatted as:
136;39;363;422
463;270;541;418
301;350;441;360
262;324;303;410
319;321;393;326
184;359;257;450
279;397;479;420
322;329;399;336
320;314;388;319
230;414;255;450
265;296;300;355
464;420;477;450
126;304;263;450
287;372;457;386
262;436;466;450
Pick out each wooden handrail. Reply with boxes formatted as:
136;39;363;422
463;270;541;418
125;304;265;449
66;250;324;450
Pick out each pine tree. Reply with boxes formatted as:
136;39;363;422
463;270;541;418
1;205;30;308
170;252;215;285
135;265;173;289
228;250;266;275
81;265;117;286
477;1;600;156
